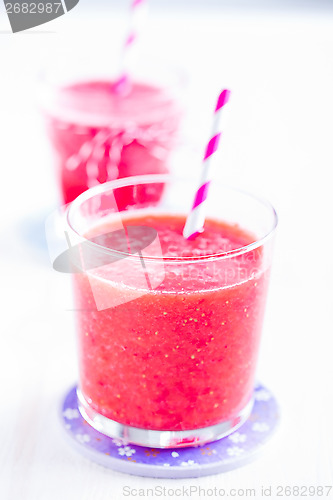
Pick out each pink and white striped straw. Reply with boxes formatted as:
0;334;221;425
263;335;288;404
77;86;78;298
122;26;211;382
183;89;231;240
113;0;148;94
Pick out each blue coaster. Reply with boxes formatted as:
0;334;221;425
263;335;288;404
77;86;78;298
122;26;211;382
61;384;280;478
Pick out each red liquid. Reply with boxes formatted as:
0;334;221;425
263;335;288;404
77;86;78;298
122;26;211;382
45;81;182;204
74;215;269;431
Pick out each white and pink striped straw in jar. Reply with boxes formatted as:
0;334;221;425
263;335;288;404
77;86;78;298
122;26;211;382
113;0;148;94
183;89;231;240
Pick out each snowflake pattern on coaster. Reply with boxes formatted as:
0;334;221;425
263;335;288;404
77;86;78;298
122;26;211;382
61;384;279;478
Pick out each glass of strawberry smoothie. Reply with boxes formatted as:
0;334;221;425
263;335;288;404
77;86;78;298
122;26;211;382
65;174;277;448
39;58;185;204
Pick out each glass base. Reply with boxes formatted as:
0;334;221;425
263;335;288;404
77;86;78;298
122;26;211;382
77;389;254;448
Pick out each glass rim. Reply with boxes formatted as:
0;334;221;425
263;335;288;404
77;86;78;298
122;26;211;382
37;57;188;109
37;58;187;127
66;174;278;264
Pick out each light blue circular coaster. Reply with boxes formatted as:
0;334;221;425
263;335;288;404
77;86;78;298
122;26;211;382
61;384;280;478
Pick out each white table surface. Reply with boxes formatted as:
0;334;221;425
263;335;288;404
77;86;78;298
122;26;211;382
1;4;333;499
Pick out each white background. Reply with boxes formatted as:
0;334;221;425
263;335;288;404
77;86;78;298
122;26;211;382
0;1;333;499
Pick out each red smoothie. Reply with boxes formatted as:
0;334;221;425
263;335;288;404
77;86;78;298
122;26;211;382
73;214;269;432
45;81;182;204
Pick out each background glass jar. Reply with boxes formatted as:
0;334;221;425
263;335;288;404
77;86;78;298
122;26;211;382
39;55;186;205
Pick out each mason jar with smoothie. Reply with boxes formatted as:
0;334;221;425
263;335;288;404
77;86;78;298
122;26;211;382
64;174;277;448
39;57;185;204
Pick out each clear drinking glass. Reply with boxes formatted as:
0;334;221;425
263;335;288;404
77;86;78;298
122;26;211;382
39;55;186;204
65;174;277;448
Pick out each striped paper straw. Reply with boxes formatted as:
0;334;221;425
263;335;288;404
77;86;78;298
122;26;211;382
183;89;231;240
113;0;148;94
